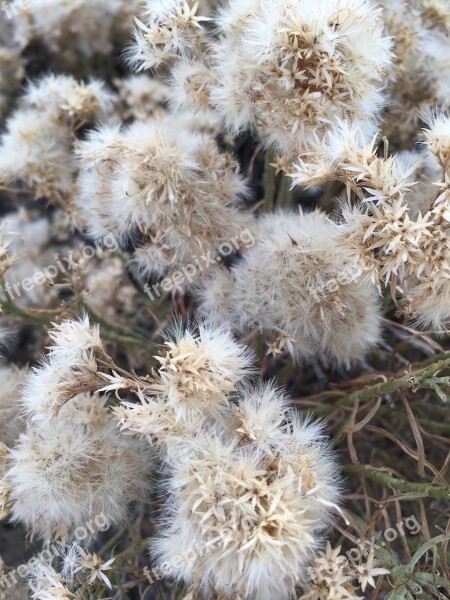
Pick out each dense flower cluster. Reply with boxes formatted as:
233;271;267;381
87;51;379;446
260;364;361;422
0;75;113;205
10;0;140;61
75;116;251;286
291;117;450;329
199;210;382;365
0;316;342;598
210;0;391;157
0;0;449;598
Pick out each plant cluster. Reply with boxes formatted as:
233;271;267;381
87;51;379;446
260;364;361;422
0;1;449;599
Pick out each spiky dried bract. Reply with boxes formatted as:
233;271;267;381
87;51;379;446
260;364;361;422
127;0;210;72
7;392;150;539
301;543;389;599
114;323;253;446
154;395;339;600
381;0;450;147
292;123;450;329
28;564;75;599
0;75;112;204
211;0;391;156
200;210;381;365
0;364;26;448
75;117;251;289
21;316;105;420
11;0;140;59
154;323;253;406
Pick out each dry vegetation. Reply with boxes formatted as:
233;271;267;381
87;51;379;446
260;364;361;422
0;1;449;599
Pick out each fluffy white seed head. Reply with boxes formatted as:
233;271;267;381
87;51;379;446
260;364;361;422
7;392;150;539
199;210;382;366
127;0;210;72
153;397;339;599
211;0;392;156
114;323;253;448
21;316;104;421
22;74;114;127
75;116;251;289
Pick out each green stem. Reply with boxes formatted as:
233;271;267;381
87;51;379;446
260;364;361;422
334;353;450;407
344;465;450;500
98;524;129;557
0;281;157;356
76;300;147;343
0;289;51;325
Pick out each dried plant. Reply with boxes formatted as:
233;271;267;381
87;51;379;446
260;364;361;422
0;1;448;599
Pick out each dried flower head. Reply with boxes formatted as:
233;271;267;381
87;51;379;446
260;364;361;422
127;0;211;72
199;210;382;365
21;315;105;420
75;116;251;288
22;75;114;129
301;543;389;599
211;0;391;156
114;323;253;447
153;322;253;406
7;392;150;539
154;396;339;599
